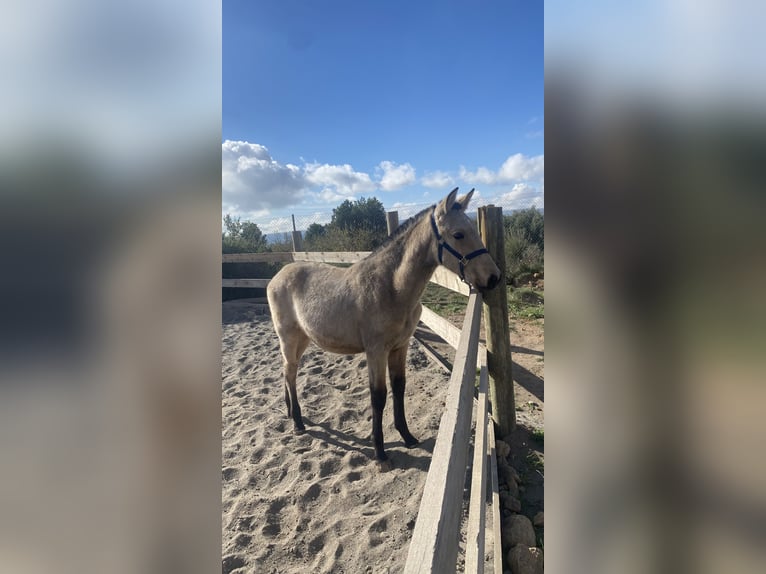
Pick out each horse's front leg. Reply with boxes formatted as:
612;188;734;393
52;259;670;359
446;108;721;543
388;345;418;448
366;349;389;463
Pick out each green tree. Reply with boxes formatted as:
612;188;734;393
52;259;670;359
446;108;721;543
304;222;327;244
222;215;268;253
330;197;386;234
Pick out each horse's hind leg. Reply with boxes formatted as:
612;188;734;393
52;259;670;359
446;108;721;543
388;345;418;448
279;332;310;433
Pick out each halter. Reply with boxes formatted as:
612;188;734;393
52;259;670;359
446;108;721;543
429;208;489;283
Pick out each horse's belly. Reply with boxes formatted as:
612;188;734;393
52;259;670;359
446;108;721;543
301;322;365;355
316;341;365;355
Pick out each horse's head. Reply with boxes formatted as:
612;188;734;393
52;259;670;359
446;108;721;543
431;188;501;293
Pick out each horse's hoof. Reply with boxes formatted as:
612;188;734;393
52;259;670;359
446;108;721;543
376;459;392;472
294;426;306;435
403;435;419;448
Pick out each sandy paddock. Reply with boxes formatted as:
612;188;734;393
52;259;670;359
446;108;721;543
222;299;457;574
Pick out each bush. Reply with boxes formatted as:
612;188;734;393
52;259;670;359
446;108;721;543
503;208;544;285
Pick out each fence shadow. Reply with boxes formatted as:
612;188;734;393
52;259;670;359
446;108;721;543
512;360;544;402
511;345;544;357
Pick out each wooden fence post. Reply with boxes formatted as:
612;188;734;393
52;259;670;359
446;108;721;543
291;230;303;252
386;210;399;236
478;205;516;437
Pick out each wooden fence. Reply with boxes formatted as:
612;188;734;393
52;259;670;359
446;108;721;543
222;207;513;573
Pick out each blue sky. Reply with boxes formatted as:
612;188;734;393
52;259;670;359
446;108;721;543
223;0;543;232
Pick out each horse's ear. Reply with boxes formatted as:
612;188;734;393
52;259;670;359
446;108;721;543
438;187;460;215
456;188;474;212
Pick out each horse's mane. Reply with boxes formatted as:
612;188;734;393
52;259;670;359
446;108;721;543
371;205;435;254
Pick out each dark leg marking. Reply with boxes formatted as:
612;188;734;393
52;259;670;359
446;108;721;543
389;346;418;448
370;386;387;461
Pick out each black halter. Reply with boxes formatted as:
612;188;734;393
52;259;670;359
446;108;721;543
429;208;489;283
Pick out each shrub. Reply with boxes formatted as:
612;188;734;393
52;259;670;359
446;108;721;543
503;208;544;285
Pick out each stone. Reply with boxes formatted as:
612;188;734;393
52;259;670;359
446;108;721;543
507;546;543;574
533;511;544;527
495;439;511;459
505;475;520;498
501;514;536;549
499;460;521;487
499;491;521;514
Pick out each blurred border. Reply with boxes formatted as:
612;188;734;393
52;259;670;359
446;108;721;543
0;2;221;573
546;2;766;573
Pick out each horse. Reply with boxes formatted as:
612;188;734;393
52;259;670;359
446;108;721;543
266;188;501;464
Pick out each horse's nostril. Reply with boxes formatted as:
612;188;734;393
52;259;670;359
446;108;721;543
487;274;500;290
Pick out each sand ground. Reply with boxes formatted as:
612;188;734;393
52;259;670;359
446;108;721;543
222;300;455;574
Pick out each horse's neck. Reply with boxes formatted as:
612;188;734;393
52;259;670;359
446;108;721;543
390;216;439;305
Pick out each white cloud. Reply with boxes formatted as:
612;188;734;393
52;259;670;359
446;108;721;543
304;162;376;195
497;182;544;210
222;139;384;218
421;170;454;189
460;153;544;186
377;160;416;191
316;187;356;204
498;153;544;181
459;165;496;185
222;140;307;213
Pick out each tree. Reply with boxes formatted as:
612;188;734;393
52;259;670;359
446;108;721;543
330;197;386;234
222;215;267;253
304;222;326;244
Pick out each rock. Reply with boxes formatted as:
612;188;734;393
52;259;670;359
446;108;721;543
499;491;521;514
505;475;520;498
507;546;544;574
495;439;511;459
499;460;521;486
501;514;536;549
533;511;544;527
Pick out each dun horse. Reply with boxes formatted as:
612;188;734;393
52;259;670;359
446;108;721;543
267;188;501;463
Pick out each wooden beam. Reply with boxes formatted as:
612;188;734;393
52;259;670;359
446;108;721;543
429;266;471;296
291;251;370;264
419;305;462;350
419;305;487;359
404;291;483;574
222;252;293;263
222;278;271;288
488;420;503;574
465;363;490;574
478;205;516;436
386;211;399;236
291;230;303;251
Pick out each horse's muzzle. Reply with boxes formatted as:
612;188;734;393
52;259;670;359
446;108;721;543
477;273;501;294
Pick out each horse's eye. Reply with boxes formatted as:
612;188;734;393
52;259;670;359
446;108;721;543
452;232;464;240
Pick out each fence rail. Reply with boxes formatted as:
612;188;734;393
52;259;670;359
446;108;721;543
222;250;471;296
403;290;484;573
